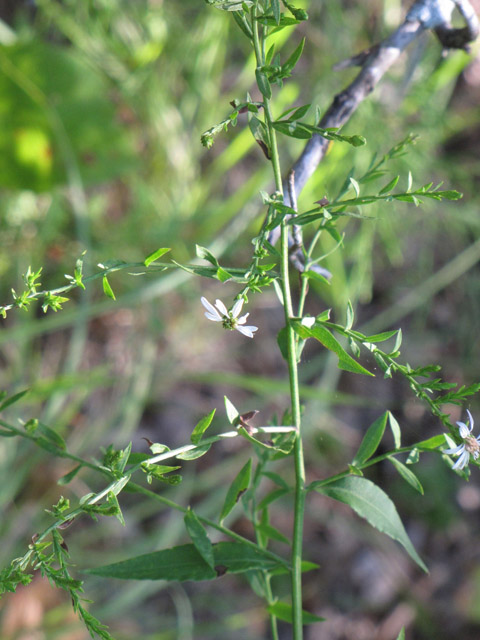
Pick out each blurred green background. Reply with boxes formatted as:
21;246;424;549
1;0;480;638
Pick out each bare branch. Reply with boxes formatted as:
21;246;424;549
269;0;479;246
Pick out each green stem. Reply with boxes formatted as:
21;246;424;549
251;7;305;637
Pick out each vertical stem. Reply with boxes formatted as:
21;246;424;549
251;7;305;638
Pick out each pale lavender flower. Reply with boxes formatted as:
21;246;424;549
444;410;480;470
200;297;258;338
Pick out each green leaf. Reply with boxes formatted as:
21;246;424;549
0;389;29;412
176;443;213;460
281;37;305;75
216;266;233;282
224;395;239;424
255;68;272;99
352;412;388;466
237;426;276;450
257;487;289;511
57;465;82;486
302;270;330;286
407;448;419;465
256;522;290;545
261;470;290;491
273;120;312;139
195;245;219;266
396;628;405;640
378;176;400;195
220;459;252;522
184;508;215;570
416;434;446;450
349;176;360;197
249;116;271;158
291;321;373;376
37;422;66;451
364;330;400;343
388;412;401;449
191;409;216;445
144;247;170;267
266;602;324;624
389;457;424;494
271;0;280;24
314;477;427;572
283;103;311;121
86;541;280;581
102;275;116;300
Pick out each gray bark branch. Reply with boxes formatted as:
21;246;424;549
270;0;479;247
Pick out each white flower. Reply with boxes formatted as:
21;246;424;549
444;410;480;470
200;296;258;338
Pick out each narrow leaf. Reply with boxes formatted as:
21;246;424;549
102;275;116;300
396;628;405;640
0;389;29;412
256;522;290;545
220;459;252;522
86;542;280;581
282;37;305;74
257;487;289;511
224;395;239;424
191;409;216;444
271;0;280;24
58;465;82;486
184;508;215;570
261;470;290;491
144;248;170;267
292;321;373;376
389;457;424;494
378;176;400;195
314;477;427;571
195;245;219;266
255;68;272;99
176;443;213;460
266;602;324;624
388;412;401;449
352;412;388;466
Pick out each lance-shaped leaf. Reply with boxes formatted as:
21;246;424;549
220;459;252;522
85;541;280;581
184;508;215;570
144;247;170;267
352;412;388;466
313;476;427;572
292;320;373;376
388;457;424;495
191;409;216;444
0;389;29;412
266;602;324;624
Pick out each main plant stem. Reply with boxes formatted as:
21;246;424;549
251;7;305;638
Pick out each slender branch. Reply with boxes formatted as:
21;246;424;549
269;0;479;245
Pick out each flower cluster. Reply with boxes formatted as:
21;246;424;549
201;297;258;338
444;410;480;470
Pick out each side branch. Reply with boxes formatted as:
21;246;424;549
270;0;478;244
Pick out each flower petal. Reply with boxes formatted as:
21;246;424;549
214;299;229;317
231;298;244;318
444;444;464;456
235;324;257;338
204;312;223;322
453;449;470;470
237;312;249;325
201;297;222;320
467;409;474;430
458;421;471;439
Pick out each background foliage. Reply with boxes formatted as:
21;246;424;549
1;0;480;638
